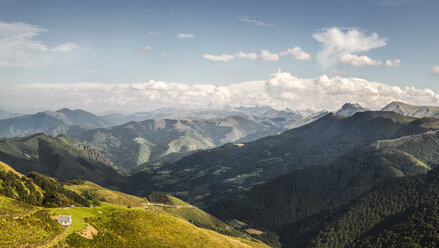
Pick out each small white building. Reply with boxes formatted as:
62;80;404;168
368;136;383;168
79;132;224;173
57;215;72;227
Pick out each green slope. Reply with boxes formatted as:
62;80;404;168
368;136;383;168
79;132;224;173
0;163;269;248
64;180;146;208
0;197;64;248
0;133;125;187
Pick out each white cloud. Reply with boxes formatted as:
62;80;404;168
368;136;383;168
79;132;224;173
0;21;49;67
0;21;79;67
313;27;387;68
138;46;152;52
279;46;311;61
160;53;167;57
384;59;401;67
235;52;258;60
177;33;194;39
339;53;382;66
238;17;273;27
205;46;308;63
259;50;279;62
431;66;439;75
52;42;79;53
202;54;235;62
2;71;439;113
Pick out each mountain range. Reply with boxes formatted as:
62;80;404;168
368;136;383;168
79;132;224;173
4;101;439;247
127;111;439;207
0;108;114;138
69;112;305;171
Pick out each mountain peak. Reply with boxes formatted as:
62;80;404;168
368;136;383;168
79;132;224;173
56;107;74;113
336;103;368;116
381;101;439;117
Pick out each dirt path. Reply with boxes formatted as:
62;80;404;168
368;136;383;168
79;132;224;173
78;224;98;239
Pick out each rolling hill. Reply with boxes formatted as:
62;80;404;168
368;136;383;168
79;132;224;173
69;114;301;171
0;133;125;187
0;161;269;248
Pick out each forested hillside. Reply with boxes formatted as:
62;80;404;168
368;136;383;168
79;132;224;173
128;111;439;206
281;165;439;247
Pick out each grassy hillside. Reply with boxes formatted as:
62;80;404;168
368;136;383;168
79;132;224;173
52;206;269;248
0;133;125;187
65;180;146;208
128;111;437;207
0;159;113;208
0;197;268;248
0;195;65;248
144;193;245;238
0;163;269;248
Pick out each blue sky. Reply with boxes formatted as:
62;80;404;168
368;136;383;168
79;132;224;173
0;0;438;113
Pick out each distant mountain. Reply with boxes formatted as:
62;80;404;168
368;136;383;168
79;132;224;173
127;111;439;206
0;133;125;187
0;109;22;120
235;106;274;115
70;115;301;171
285;110;329;129
381;101;439;117
101;106;280;126
336;103;369;116
0;108;114;138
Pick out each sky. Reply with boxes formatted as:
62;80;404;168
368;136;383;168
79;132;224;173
0;0;438;113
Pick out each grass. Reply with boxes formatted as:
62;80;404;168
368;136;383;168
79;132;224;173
0;193;269;248
0;196;64;248
64;180;146;207
58;207;269;248
147;195;239;234
0;196;35;218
